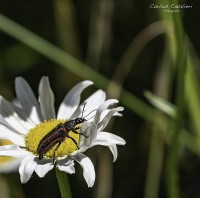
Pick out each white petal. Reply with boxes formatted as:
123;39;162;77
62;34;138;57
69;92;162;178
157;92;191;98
108;145;118;162
0;96;34;134
94;99;119;124
12;103;35;128
57;81;93;120
35;159;54;177
113;112;123;117
0;114;10;125
0;145;31;157
15;77;42;124
12;98;22;108
97;107;124;131
19;156;37;183
72;90;106;120
79;122;97;152
57;158;75;174
0;124;25;146
71;152;95;187
38;76;56;120
90;132;126;147
82;90;106;120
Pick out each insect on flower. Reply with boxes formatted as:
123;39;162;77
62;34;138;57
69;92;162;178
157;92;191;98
37;102;96;162
0;77;126;186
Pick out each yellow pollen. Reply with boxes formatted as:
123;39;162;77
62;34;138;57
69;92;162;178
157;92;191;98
25;119;80;159
0;140;14;164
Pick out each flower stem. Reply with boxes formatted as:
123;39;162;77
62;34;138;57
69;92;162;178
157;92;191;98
55;168;72;198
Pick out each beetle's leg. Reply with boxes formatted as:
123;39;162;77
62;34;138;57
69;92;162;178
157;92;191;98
19;146;26;149
72;127;80;132
72;127;89;138
53;136;66;164
53;142;61;163
39;154;43;160
67;135;79;149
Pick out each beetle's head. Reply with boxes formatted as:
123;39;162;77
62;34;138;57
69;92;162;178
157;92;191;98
75;117;86;124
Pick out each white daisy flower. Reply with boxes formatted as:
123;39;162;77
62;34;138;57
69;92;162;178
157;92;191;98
0;77;126;187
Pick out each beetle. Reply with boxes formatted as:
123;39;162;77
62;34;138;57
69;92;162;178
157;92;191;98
37;103;95;162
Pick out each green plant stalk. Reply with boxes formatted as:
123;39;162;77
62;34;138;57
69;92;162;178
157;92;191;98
55;168;72;198
157;1;200;144
166;1;187;198
185;58;200;141
156;0;187;196
144;124;165;198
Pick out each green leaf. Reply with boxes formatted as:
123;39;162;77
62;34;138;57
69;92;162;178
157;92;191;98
144;91;176;117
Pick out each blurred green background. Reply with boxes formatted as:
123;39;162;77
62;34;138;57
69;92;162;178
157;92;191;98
0;0;200;198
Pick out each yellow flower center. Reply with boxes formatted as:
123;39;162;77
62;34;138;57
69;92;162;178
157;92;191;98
0;140;13;164
25;119;80;159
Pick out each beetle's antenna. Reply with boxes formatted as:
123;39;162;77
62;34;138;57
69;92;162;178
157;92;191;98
81;102;87;118
83;109;97;119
